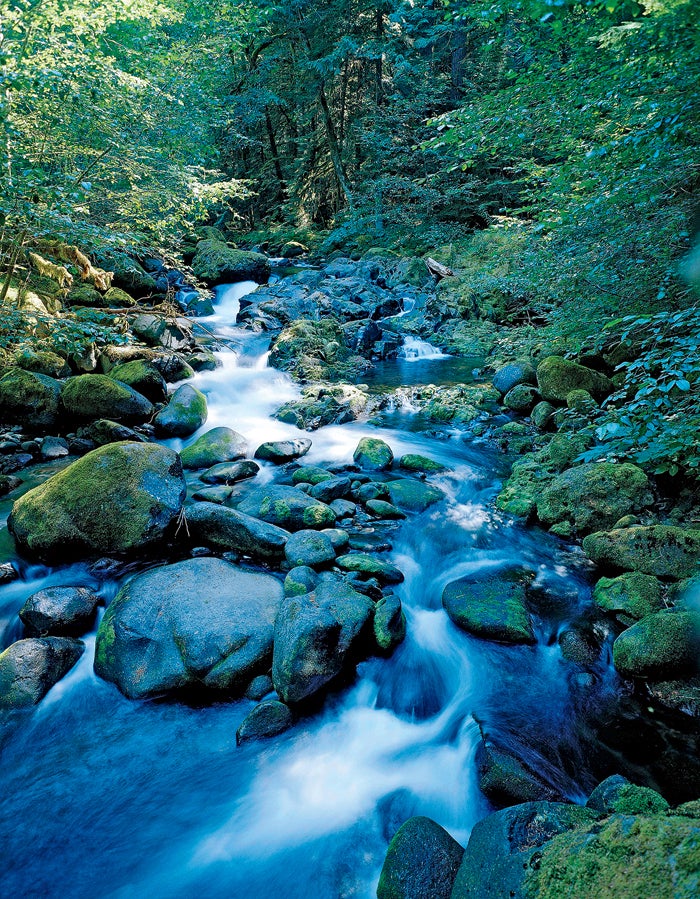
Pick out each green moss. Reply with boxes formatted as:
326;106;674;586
496;459;555;518
529;814;700;899
612;785;670;816
191;239;271;284
583;526;700;579
612;608;700;679
302;504;336;528
536;356;613;403
353;436;394;471
593;572;664;626
292;466;334;486
398;453;446;473
61;374;153;423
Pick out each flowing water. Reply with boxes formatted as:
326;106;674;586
0;281;622;898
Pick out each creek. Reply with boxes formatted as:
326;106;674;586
0;280;621;898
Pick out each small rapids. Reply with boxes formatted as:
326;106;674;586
0;280;620;898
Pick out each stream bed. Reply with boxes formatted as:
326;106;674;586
0;281;625;898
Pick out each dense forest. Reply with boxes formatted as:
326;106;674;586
1;1;700;897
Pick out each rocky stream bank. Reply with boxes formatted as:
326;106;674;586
0;236;698;898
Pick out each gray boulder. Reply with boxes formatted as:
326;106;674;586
272;573;373;703
185;502;289;562
200;460;260;484
0;637;84;708
95;557;283;699
492;361;537;396
254;438;312;464
236;700;293;745
377;816;464;899
19;586;100;637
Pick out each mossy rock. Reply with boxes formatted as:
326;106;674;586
529;813;700;899
442;570;535;645
238;485;336;532
496;459;556;519
543;432;593;470
612;608;700;679
200;460;259;485
153;384;207;437
353;436;394;471
109;360;168;404
398;454;447;474
61;374;154;424
180;427;248;469
536;462;653;535
566;388;598;413
583;526;700;579
536;356;613;404
531;400;556;430
292;466;334;486
284;566;318;597
387;478;444;512
374;594;406;652
377;816;464;899
336;553;404;585
476;739;558;806
492;361;537;396
284;530;336;568
0;367;61;430
236;700;293;744
65;284;103;306
191;239;271;285
8;442;186;562
98;252;157;297
103;287;137;307
592;572;664;626
184;502;289;562
14;348;70;379
187;350;219;372
504;385;540;413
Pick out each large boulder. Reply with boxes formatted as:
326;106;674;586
61;374;154;423
130;313;193;351
238;485;336;531
94;557;283;699
184;501;289;562
180;427;248;469
583;526;700;579
592;573;664;626
536;463;653;534
377;816;464;899
272;573;373;703
442;570;535;645
0;637;84;708
492;361;537;396
450;801;597;899
19;586;100;637
153;384;207;437
109;360;168;404
9;442;186;562
536;356;613;404
612;608;700;679
191;240;271;285
387;479;444;513
0;368;61;430
353;436;394;471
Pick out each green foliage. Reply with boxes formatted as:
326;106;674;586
581;306;700;476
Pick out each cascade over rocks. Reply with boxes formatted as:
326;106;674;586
9;442;186;562
94;557;283;700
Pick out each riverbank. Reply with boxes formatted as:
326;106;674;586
0;240;699;898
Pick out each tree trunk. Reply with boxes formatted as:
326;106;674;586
264;106;287;204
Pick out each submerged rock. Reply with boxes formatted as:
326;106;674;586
583;526;700;578
95;557;283;700
61;374;154;424
236;700;293;745
272;573;373;703
0;637;84;708
19;586;100;637
9;442;186;562
185;501;289;561
238;485;336;531
180;427;248;469
387;479;444;512
442;570;535;645
353;437;394;471
537;463;653;535
377;816;464;899
153;384;207;437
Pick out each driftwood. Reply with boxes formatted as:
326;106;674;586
425;256;454;281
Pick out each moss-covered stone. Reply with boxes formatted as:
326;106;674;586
14;348;70;378
336;553;404;585
398;453;447;474
180;426;248;469
387;478;444;512
476;740;558;806
8;442;186;562
583;526;700;579
531;400;556;430
191;239;271;285
284;566;318;597
353;436;394;471
566;388;598;413
0;367;61;430
184;501;289;562
536;356;613;403
612;608;700;679
153;384;207;437
504;384;540;412
377;816;464;899
236;700;293;744
103;286;136;307
254;438;312;464
65;284;103;306
110;360;168;404
442;570;535;645
496;459;555;518
365;499;406;519
238;484;336;532
292;466;334;486
536;462;653;534
592;572;664;626
374;594;406;651
529;813;700;899
61;374;154;423
284;530;336;568
200;460;259;485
